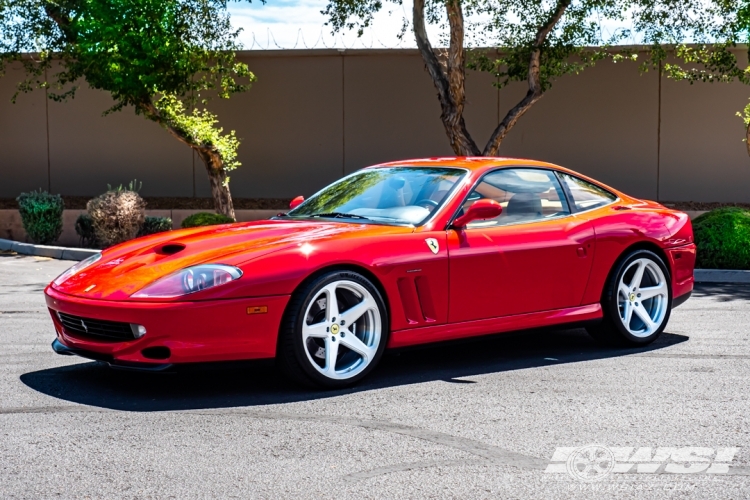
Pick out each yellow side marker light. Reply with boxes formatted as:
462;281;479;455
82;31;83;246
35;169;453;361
247;306;268;315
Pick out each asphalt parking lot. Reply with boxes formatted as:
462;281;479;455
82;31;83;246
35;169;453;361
1;253;749;498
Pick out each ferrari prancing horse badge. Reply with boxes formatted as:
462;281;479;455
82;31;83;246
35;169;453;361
425;238;439;254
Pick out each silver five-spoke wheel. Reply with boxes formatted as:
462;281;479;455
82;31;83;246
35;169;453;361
301;280;382;380
617;258;668;338
279;271;388;388
587;249;672;346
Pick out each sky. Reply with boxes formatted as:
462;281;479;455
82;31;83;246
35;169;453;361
227;0;644;50
227;0;425;50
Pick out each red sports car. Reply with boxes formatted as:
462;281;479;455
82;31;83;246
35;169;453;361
46;158;695;388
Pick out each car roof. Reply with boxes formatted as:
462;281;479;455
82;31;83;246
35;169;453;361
369;157;630;201
373;157;564;172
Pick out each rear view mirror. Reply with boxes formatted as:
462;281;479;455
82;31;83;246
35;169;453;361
290;196;305;209
452;199;503;228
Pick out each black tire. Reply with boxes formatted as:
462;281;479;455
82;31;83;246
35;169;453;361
586;249;672;347
277;270;389;389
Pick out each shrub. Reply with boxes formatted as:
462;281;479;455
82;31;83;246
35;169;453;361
75;213;98;248
693;207;750;270
138;216;173;237
181;212;234;228
87;190;146;247
16;190;64;245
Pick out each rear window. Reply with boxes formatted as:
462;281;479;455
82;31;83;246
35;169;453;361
558;173;616;212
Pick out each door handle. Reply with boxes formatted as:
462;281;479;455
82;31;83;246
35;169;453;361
576;246;587;258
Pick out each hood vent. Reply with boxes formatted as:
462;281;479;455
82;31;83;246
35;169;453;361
159;243;186;255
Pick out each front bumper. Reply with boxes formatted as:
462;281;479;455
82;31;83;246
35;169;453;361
46;286;290;366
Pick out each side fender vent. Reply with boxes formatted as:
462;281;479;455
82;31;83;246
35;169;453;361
397;277;437;325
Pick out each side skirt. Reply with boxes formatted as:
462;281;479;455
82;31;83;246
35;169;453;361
387;303;603;349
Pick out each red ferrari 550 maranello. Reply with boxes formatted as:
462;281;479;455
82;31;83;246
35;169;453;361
46;157;695;388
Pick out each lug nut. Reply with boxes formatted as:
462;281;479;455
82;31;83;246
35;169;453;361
331;336;336;342
341;332;346;338
341;320;346;326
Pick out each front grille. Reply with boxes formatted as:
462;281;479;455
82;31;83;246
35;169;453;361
57;312;135;342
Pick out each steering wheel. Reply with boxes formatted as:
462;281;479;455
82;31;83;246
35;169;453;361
415;199;439;210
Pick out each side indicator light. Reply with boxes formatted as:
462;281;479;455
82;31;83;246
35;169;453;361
247;306;268;315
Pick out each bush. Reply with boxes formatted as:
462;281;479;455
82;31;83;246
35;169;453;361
181;212;234;228
16;190;64;245
87;190;146;247
138;216;173;237
693;207;750;270
75;213;98;248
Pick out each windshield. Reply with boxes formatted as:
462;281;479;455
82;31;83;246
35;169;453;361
286;167;467;225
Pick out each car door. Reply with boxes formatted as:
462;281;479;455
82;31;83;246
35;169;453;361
447;168;596;323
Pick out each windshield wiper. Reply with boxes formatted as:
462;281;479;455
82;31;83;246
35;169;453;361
308;212;371;220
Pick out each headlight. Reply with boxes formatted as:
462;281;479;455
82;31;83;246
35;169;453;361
131;264;242;298
53;253;102;286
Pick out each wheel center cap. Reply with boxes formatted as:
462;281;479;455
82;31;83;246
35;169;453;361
330;323;340;335
629;293;636;302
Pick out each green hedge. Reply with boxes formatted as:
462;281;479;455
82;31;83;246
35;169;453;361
181;212;234;228
75;213;97;248
138;216;173;237
16;190;64;245
693;207;750;270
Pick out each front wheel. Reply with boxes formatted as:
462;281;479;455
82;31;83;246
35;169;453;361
277;270;389;388
587;249;672;347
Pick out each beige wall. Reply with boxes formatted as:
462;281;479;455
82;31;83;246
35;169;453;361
1;48;749;201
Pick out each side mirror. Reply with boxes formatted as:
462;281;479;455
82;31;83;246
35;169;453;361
452;199;503;228
290;196;305;210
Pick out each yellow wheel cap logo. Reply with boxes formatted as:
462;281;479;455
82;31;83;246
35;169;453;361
629;293;636;302
425;238;439;255
330;324;340;335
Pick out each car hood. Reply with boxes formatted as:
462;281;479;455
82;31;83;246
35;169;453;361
52;219;402;300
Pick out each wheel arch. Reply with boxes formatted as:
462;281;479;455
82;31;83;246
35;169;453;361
599;241;671;302
276;263;392;355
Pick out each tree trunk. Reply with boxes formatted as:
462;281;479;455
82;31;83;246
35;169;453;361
413;0;480;156
746;123;750;157
196;149;236;220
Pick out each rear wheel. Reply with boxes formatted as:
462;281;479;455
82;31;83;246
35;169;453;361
277;270;388;388
587;249;671;347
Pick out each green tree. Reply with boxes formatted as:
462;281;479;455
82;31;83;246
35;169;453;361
323;0;738;157
0;0;254;219
640;1;749;155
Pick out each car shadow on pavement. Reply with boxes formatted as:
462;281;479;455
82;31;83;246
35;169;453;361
20;327;688;412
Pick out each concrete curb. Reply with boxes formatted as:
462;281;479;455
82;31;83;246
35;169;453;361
694;269;750;284
0;238;100;261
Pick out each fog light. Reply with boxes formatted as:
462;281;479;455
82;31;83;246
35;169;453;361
130;324;147;338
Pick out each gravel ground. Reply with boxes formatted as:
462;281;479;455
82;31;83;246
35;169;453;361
0;254;748;499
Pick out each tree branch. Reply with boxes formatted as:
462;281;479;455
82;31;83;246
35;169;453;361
413;0;479;156
483;0;571;156
138;98;235;218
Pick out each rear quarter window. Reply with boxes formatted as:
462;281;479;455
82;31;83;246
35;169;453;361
559;173;617;212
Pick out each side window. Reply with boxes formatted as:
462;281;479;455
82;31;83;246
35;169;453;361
558;173;616;212
462;168;570;228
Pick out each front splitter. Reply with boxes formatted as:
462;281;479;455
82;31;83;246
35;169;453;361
52;339;173;372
